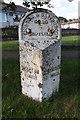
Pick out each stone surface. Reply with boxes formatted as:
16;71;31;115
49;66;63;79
19;8;61;102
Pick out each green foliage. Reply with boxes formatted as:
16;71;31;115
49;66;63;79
23;1;30;8
3;1;16;12
23;0;53;9
2;41;19;51
69;19;72;22
2;58;79;118
62;35;79;45
59;16;68;23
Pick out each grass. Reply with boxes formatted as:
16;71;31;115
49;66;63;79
2;58;79;119
1;35;80;51
2;40;19;51
62;35;80;45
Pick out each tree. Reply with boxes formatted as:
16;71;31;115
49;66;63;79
23;0;53;9
9;1;16;12
3;1;16;12
68;0;74;2
58;16;68;23
69;19;72;22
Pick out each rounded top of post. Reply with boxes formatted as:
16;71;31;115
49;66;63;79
19;8;61;49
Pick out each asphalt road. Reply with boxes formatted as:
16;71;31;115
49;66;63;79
2;50;79;59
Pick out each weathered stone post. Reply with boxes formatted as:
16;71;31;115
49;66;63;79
19;8;61;102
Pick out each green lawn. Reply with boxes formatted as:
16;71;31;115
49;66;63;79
2;58;79;119
1;35;80;51
2;40;19;51
62;35;80;45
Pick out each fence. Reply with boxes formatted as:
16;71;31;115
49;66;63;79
1;27;18;41
62;29;80;36
1;27;80;41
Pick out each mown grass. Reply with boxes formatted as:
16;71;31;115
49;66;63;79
2;58;79;119
62;35;80;45
2;40;19;51
1;35;80;51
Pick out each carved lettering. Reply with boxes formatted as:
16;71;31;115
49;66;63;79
34;20;48;24
43;64;60;75
22;12;59;40
31;32;51;36
23;66;39;80
41;12;47;19
36;13;40;17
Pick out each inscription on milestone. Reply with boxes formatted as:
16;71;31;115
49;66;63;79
22;12;60;40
